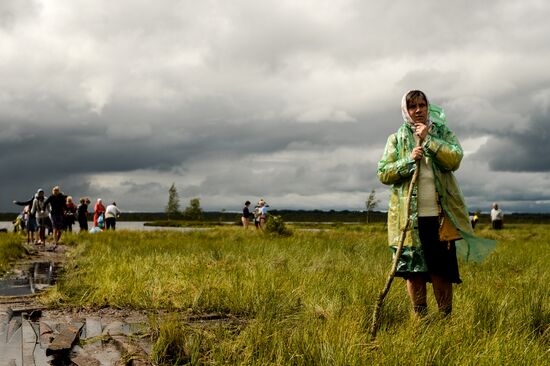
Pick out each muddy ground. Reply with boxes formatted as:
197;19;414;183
0;242;153;366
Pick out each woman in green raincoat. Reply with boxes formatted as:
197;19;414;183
378;90;478;316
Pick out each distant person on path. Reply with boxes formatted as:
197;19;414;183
378;90;482;317
14;189;40;244
105;202;121;230
93;198;106;229
64;196;77;232
14;189;51;239
490;203;503;229
32;189;49;244
242;201;251;229
77;197;91;232
258;199;268;229
23;204;37;244
44;186;67;246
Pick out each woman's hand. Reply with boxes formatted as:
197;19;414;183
414;122;429;140
411;146;424;160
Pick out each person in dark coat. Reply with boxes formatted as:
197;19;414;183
64;196;77;232
77;197;91;233
44;186;67;246
241;201;251;229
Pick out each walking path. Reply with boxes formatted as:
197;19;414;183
0;242;152;366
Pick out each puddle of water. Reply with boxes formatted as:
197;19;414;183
120;322;149;335
0;277;32;296
0;261;57;297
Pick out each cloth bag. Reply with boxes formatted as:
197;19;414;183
439;213;461;241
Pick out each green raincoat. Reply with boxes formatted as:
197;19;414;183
378;106;496;265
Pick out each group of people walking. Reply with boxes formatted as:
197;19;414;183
241;199;268;229
13;186;121;246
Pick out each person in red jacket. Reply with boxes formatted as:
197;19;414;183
93;198;106;229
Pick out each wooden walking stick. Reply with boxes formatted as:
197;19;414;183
370;141;421;341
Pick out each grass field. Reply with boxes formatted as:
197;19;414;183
0;233;29;274
3;223;549;365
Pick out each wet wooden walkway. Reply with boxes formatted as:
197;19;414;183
0;303;151;365
0;244;152;365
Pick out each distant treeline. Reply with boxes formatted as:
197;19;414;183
140;210;389;223
2;211;550;224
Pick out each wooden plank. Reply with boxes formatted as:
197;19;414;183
71;355;101;366
39;320;54;347
45;322;83;356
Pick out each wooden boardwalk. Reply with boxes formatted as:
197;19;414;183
0;244;151;365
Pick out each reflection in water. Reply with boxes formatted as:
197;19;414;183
30;262;55;293
0;262;56;297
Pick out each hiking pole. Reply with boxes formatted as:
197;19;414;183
370;141;422;342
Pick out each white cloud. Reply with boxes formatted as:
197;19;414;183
461;135;490;156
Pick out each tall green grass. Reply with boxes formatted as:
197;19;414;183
0;233;29;274
43;224;549;365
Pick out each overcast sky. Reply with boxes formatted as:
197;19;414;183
1;0;550;214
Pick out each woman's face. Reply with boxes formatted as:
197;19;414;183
407;96;428;125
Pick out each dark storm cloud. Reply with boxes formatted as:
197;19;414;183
0;106;381;210
1;0;550;212
472;103;550;172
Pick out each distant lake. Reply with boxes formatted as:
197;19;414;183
0;221;207;232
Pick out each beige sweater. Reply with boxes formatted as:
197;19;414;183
414;134;439;217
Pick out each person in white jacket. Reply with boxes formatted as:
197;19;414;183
31;189;50;244
104;202;121;230
490;203;504;229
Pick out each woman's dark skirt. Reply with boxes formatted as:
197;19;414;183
391;216;462;284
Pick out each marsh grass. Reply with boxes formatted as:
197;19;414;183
42;224;549;365
0;232;29;274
